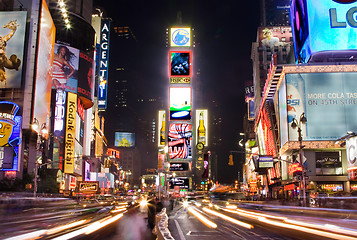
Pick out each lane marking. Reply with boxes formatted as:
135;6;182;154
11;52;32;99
174;219;187;240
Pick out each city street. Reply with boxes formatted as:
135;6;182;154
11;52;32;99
167;200;357;240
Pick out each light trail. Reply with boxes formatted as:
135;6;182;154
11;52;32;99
51;213;124;240
284;219;357;238
187;207;217;228
47;219;89;235
258;217;357;240
202;207;253;229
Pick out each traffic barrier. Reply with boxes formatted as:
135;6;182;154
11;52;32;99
154;208;175;240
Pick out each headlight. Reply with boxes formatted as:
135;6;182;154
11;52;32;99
140;199;148;207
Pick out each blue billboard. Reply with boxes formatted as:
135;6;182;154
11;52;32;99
281;72;357;141
114;132;135;147
98;19;110;110
290;0;357;63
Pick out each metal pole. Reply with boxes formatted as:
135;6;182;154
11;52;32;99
33;162;38;198
298;127;306;207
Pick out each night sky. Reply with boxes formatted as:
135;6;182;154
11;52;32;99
94;0;261;184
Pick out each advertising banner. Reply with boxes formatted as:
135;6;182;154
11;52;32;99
316;152;342;175
291;0;357;62
77;51;94;108
346;136;357;170
169;87;191;121
0;11;26;89
51;43;79;93
0;102;21;171
257;26;292;49
283;72;357;141
158;153;165;171
78;181;99;194
98;19;110;110
170;77;190;84
169;51;191;77
169;177;189;189
169;162;190;171
195;110;208;146
168;123;192;159
114;132;135;147
170;27;191;47
202;153;209;178
64;92;77;174
158;110;166;147
34;0;56;127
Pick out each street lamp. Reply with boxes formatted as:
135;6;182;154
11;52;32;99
32;118;49;197
291;112;307;207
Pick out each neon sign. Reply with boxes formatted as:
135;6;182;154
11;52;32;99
288;163;303;175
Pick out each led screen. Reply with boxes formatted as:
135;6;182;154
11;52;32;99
33;0;56;127
169;177;189;189
169;51;191;77
0;11;26;89
257;26;292;49
169;162;190;171
168;123;192;159
115;132;135;147
170;27;191;47
281;72;357;141
169;87;191;120
290;0;357;62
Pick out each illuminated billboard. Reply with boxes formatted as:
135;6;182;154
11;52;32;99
64;92;77;174
168;123;192;159
169;87;191;120
0;102;21;171
52;43;94;109
279;72;357;141
0;11;26;89
257;26;292;48
256;105;276;156
115;132;135;147
98;19;110;110
347;136;357;180
169;162;190;171
34;0;56;127
158;110;166;147
170;27;191;47
169;51;191;77
195;110;208;146
290;0;357;63
77;51;95;108
169;177;189;189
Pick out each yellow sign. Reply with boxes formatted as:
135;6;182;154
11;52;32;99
170;77;191;84
64;92;77;174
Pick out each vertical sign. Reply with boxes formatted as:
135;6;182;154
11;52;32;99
98;19;110;110
64;93;77;174
195;110;208;146
158;110;166;147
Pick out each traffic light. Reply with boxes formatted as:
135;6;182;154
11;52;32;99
228;154;234;166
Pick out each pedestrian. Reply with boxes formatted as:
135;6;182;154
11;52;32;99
147;198;156;230
118;204;148;240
